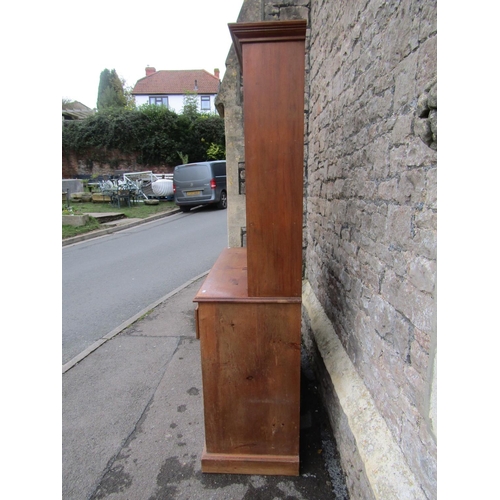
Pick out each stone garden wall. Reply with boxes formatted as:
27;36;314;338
62;149;174;179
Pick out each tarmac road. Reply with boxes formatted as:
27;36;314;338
62;206;228;365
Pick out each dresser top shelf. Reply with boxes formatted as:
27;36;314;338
193;247;301;304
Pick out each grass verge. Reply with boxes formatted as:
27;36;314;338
62;200;177;239
65;200;176;218
62;217;101;239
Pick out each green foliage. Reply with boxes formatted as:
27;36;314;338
62;216;101;238
122;79;136;110
182;92;199;119
62;103;225;167
62;205;81;215
186;114;226;161
97;69;127;110
207;142;226;160
177;151;189;164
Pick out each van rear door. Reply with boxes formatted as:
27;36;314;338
174;163;211;201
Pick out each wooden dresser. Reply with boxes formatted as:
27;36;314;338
194;19;307;476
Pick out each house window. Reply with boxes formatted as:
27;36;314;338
149;96;168;107
201;95;211;111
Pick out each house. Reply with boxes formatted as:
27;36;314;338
62;100;94;123
131;67;220;114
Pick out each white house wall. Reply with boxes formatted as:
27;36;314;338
133;94;216;114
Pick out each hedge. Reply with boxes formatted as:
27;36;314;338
62;105;225;166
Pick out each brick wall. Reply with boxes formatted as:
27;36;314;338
304;0;437;497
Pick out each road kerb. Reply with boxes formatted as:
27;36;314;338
62;270;209;374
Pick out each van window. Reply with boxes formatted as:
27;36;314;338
212;164;226;177
175;164;209;181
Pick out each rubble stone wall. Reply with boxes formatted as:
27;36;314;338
304;0;437;497
62;149;173;179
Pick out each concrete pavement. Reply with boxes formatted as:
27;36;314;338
62;214;349;499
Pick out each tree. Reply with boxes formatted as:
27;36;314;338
181;92;199;119
97;69;127;110
121;78;136;110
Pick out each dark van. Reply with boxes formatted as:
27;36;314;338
173;161;227;212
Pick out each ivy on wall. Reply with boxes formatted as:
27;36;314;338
62;104;225;167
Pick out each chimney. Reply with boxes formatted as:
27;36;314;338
146;66;156;77
214;68;220;79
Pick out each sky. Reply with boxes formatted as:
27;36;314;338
61;0;243;108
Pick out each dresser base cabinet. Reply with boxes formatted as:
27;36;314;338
194;248;301;476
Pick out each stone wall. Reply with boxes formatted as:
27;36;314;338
62;179;84;196
62;149;173;179
304;0;437;498
217;0;437;498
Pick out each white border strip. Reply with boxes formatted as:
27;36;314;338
302;280;426;500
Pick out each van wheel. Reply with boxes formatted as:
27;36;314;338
218;191;227;209
180;206;191;212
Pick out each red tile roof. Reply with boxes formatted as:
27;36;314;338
132;69;220;96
